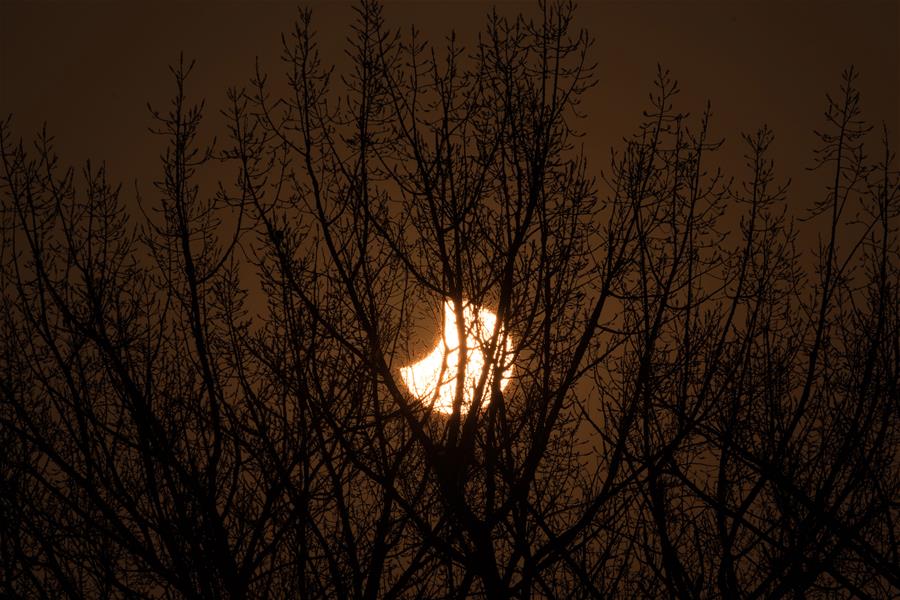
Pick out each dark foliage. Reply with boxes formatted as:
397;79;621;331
2;2;898;597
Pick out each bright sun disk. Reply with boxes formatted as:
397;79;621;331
399;300;513;415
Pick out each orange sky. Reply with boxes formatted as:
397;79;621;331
2;1;898;254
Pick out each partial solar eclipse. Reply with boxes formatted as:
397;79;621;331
400;300;513;415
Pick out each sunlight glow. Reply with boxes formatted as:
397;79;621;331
400;300;514;415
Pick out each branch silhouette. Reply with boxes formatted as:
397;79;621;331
1;2;898;598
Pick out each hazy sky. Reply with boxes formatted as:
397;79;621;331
2;1;898;243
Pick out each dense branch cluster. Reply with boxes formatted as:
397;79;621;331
2;2;898;598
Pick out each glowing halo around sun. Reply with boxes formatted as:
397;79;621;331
400;300;514;415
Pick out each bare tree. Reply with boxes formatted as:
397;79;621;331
2;2;898;598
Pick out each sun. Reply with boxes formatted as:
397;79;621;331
400;300;513;415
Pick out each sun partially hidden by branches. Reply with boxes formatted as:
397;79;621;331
1;1;898;598
400;300;515;415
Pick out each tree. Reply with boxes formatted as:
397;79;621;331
2;1;898;598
